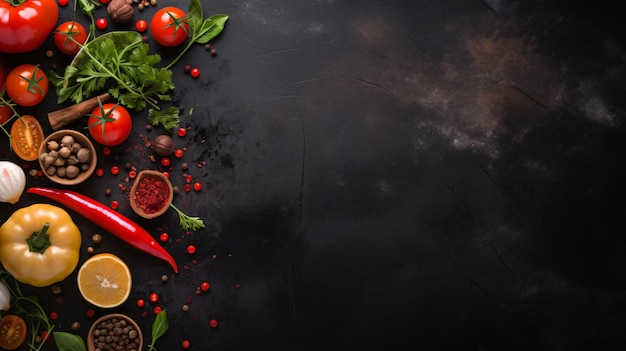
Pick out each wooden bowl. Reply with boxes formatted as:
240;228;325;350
87;313;143;351
129;170;173;219
38;129;97;186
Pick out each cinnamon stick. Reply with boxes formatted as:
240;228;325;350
48;93;111;130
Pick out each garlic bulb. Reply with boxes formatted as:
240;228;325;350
0;161;26;204
0;281;10;311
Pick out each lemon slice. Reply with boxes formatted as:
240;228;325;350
77;253;132;308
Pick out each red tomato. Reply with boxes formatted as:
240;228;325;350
10;115;44;161
150;7;189;47
88;103;132;146
0;0;59;53
0;314;27;350
54;21;88;55
5;64;49;107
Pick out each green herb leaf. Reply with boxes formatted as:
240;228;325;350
53;332;87;351
170;203;205;231
148;309;169;351
194;15;229;44
52;31;174;111
187;0;204;32
147;106;180;132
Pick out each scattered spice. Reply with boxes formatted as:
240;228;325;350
186;245;196;254
92;233;102;244
149;293;158;303
209;318;218;328
136;299;145;308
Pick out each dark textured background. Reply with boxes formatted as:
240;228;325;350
2;0;626;349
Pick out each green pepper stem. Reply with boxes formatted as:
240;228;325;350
27;222;52;254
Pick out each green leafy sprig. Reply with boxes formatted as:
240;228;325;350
164;0;229;70
170;203;205;231
147;106;181;133
50;31;175;111
0;270;54;351
148;309;169;351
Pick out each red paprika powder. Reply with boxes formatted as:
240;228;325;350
134;174;170;214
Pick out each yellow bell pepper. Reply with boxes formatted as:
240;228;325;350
0;204;81;287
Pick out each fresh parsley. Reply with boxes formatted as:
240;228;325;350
50;31;175;111
147;106;181;132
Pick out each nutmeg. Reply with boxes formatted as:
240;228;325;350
152;135;176;156
107;0;134;24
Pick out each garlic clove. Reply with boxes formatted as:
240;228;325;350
0;281;11;311
0;161;26;204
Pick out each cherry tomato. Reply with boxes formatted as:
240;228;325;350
10;115;44;161
135;19;148;32
96;17;108;30
150;7;189;47
87;103;132;146
5;64;49;107
0;314;27;350
54;21;88;55
0;0;59;53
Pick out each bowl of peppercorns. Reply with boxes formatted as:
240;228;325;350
38;129;97;186
87;313;143;351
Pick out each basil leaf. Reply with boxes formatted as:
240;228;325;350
194;15;229;44
152;309;169;342
53;332;87;351
187;0;204;33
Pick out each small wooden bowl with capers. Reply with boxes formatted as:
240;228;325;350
38;129;97;186
87;313;143;351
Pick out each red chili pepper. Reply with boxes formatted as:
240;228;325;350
27;187;179;273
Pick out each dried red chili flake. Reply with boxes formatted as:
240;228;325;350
37;170;44;177
193;182;202;191
182;339;191;349
110;200;119;210
209;318;218;328
49;311;58;320
187;245;196;254
212;254;217;259
102;146;111;155
234;283;241;288
159;232;169;242
174;149;184;158
110;165;120;175
137;298;146;307
161;157;171;167
200;281;210;291
149;292;159;303
40;330;51;341
86;308;95;317
177;128;187;138
96;168;105;177
183;184;191;193
134;174;170;214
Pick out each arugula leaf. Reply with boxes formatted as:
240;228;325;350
148;106;180;132
50;31;174;111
